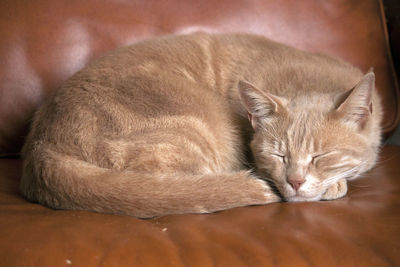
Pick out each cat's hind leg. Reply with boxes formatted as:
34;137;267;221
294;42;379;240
21;131;280;218
24;147;280;218
90;135;281;217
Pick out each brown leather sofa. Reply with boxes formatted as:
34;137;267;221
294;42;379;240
1;0;399;266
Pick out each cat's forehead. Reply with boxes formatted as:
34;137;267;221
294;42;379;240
287;110;324;134
287;94;336;113
271;113;358;153
266;111;324;153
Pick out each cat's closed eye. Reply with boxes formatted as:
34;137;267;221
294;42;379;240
311;153;325;165
271;154;286;163
311;151;338;165
269;151;339;167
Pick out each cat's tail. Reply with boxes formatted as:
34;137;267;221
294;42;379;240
20;148;279;218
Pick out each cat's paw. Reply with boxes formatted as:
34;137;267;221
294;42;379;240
253;178;281;203
321;179;347;200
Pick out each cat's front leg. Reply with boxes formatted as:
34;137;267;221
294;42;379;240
321;178;347;200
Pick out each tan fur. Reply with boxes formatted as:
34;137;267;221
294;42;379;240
20;33;382;218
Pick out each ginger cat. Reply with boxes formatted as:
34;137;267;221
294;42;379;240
20;33;382;218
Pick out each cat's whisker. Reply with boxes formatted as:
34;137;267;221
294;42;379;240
374;153;396;166
350;183;372;188
322;162;366;186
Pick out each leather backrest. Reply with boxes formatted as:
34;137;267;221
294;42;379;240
0;0;398;155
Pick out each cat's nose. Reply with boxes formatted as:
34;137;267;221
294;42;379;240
288;176;305;191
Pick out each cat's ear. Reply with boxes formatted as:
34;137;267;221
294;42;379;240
335;71;375;129
238;80;287;129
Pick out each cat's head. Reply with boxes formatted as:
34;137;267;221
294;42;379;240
238;72;381;202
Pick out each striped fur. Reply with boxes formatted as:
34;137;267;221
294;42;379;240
20;33;382;217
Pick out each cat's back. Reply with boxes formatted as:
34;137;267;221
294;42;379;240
24;32;378;151
22;33;254;161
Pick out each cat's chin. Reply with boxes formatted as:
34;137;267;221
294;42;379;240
280;186;324;202
285;195;322;202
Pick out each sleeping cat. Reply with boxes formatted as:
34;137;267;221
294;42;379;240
20;33;382;218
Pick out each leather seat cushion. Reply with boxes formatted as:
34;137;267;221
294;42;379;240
0;145;400;265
